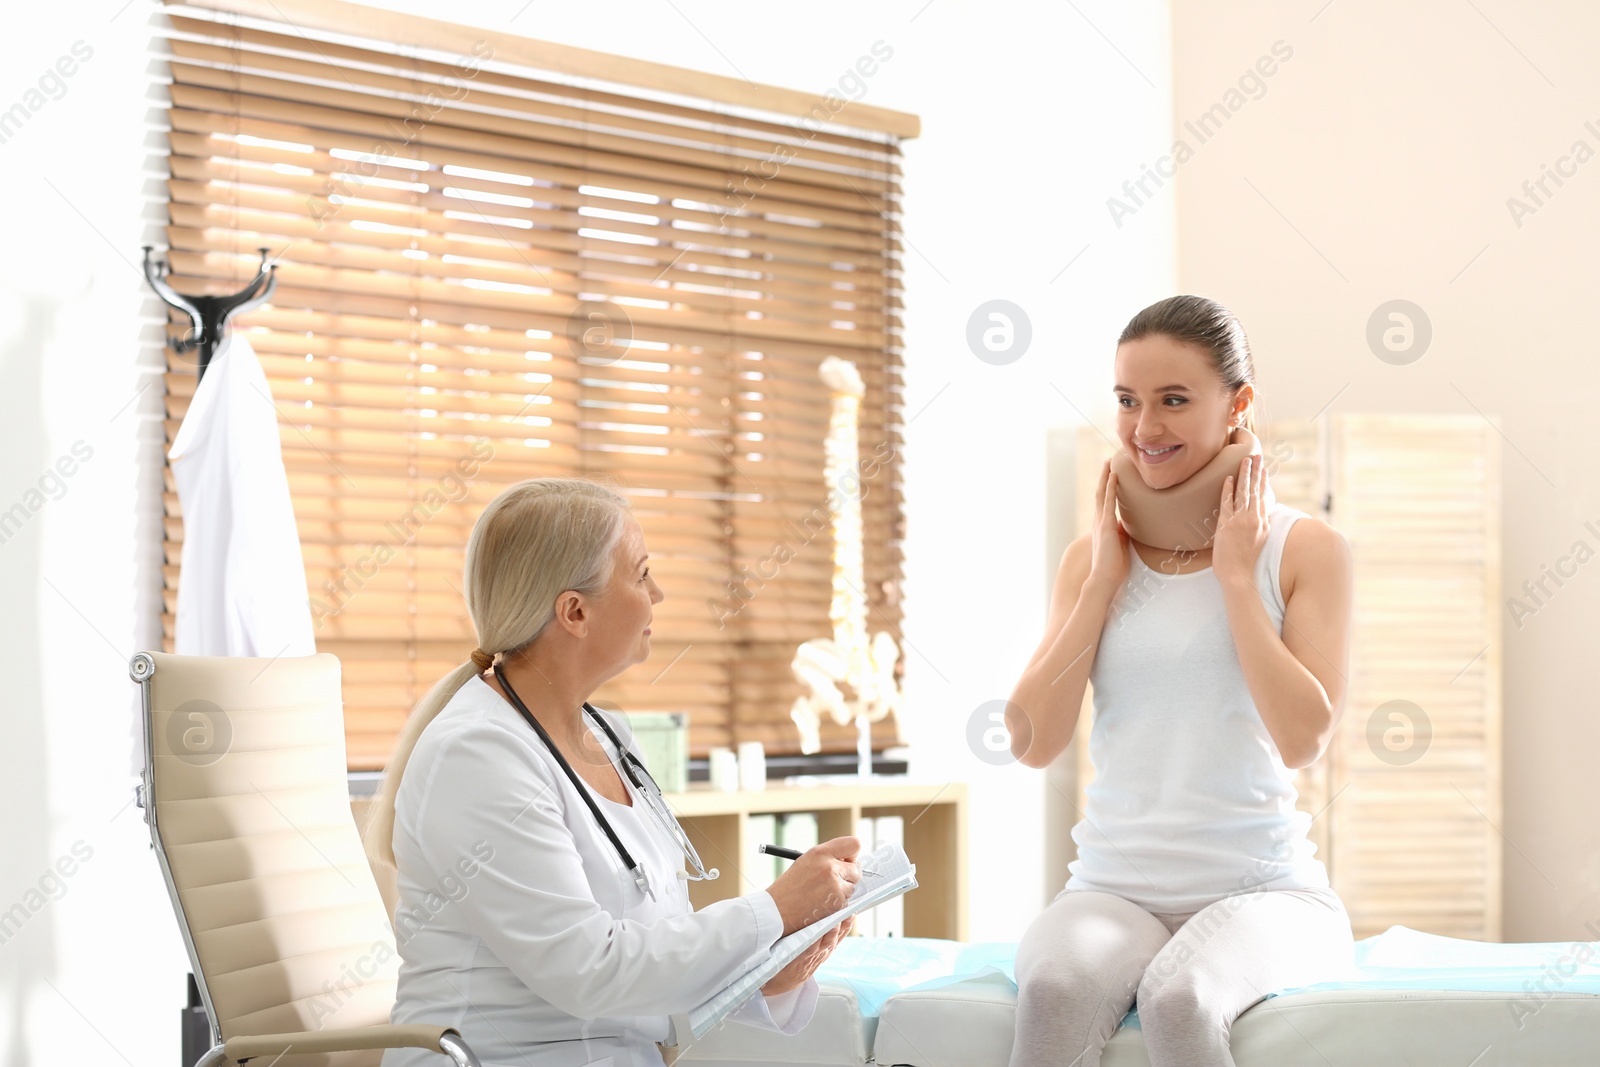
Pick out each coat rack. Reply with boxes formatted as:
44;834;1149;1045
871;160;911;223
142;246;277;380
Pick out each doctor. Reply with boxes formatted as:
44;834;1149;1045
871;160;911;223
365;477;861;1067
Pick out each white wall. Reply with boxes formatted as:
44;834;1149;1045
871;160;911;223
0;4;188;1065
0;1;1174;1061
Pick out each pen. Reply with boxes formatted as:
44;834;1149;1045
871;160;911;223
759;843;877;876
757;844;805;861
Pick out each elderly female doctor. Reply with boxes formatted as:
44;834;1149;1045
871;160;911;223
364;478;862;1067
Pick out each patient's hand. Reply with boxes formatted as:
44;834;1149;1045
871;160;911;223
760;916;855;997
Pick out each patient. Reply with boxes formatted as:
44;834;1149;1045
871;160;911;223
1003;295;1356;1067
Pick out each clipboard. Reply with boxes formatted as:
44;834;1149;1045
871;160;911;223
664;841;918;1049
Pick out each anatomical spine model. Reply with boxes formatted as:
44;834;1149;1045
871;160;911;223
788;355;903;771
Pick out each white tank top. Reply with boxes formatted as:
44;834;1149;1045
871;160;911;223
1063;502;1330;913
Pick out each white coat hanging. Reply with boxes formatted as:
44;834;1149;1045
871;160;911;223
168;333;315;658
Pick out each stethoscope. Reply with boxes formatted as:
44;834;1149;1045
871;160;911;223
494;664;719;901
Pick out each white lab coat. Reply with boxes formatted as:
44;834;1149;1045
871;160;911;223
385;675;818;1067
167;333;315;658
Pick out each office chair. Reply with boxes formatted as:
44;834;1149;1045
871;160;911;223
131;651;479;1066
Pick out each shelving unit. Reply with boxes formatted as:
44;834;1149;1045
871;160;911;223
670;780;968;941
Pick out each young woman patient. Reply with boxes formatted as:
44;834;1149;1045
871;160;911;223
1004;295;1356;1067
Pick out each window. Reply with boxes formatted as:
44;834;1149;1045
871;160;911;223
156;0;916;769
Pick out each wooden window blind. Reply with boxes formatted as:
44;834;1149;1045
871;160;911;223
154;0;919;770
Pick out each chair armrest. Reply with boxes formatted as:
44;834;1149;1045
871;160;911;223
225;1023;462;1059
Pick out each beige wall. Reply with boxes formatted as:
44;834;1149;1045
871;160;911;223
1170;0;1600;941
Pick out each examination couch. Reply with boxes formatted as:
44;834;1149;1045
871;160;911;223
681;931;1600;1067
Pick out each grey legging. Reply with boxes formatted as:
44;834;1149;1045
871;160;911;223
1008;886;1354;1067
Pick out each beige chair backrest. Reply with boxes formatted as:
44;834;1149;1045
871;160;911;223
138;651;400;1066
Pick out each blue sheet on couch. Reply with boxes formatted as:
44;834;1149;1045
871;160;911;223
815;937;1018;1016
815;926;1600;1024
1266;924;1600;998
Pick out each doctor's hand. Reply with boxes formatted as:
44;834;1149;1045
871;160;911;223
760;916;855;997
766;836;861;937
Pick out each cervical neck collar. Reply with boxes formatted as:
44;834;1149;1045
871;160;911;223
1111;425;1275;553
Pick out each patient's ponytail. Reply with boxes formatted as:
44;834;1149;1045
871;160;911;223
1118;295;1261;435
363;477;630;869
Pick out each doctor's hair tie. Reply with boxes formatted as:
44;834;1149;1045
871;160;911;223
470;648;495;671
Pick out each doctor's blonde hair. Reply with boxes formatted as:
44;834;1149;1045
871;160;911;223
363;476;632;869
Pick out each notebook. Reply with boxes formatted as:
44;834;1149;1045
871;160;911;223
664;841;918;1046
